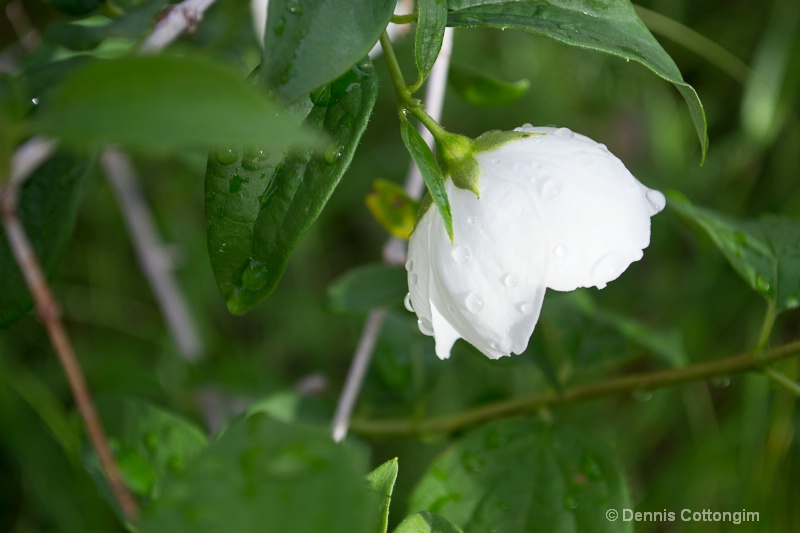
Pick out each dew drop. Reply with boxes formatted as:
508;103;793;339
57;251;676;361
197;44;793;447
518;302;533;314
31;97;39;105
756;274;771;294
632;389;653;402
554;127;573;138
405;259;414;272
554;245;567;257
418;317;434;336
241;259;269;291
597;143;609;152
215;148;239;165
710;375;731;388
324;143;345;164
645;189;666;213
411;273;418;285
452;246;471;264
404;293;414;312
242;148;268;170
502;274;518;287
287;0;302;14
540;177;564;199
465;292;484;313
467;216;478;226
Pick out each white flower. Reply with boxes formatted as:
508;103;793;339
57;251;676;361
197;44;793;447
405;125;666;360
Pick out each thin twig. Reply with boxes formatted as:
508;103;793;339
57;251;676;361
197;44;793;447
101;149;203;360
1;138;139;521
332;310;387;442
139;0;218;53
331;27;455;441
350;339;800;437
5;0;40;52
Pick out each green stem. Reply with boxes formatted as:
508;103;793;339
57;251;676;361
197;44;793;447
380;31;451;142
755;299;777;353
380;31;412;105
391;13;418;24
765;367;800;396
350;339;800;437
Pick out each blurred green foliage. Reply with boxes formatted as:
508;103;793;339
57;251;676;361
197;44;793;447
0;0;798;531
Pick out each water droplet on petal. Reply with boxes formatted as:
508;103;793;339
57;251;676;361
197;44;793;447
411;274;418;285
597;143;609;152
502;274;518;287
540;177;564;199
404;293;414;312
554;245;567;257
405;259;414;272
645;189;666;214
418;317;434;336
452;246;471;264
554;127;573;138
518;302;533;314
465;292;484;313
467;216;478;226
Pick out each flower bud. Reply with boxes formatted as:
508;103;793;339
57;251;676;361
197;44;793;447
406;125;665;360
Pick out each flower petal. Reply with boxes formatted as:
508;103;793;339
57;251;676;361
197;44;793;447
422;178;548;359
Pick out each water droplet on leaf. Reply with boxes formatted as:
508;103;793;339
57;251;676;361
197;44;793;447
215;148;239;165
711;375;731;388
756;274;771;294
324;143;344;164
241;260;269;291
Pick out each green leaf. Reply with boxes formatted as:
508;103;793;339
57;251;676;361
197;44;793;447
367;458;399;533
0;151;92;327
33;55;319;151
414;0;449;89
394;512;464;533
448;63;530;106
410;419;632;533
669;192;800;313
563;291;687;368
263;0;395;101
445;0;708;162
328;264;408;313
140;414;378;533
44;0;104;16
400;120;454;241
85;397;208;502
206;61;378;314
366;178;420;240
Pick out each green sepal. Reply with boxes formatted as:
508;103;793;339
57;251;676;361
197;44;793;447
474;130;542;153
434;132;480;198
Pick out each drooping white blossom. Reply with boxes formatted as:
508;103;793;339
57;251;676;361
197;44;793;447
406;125;666;360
